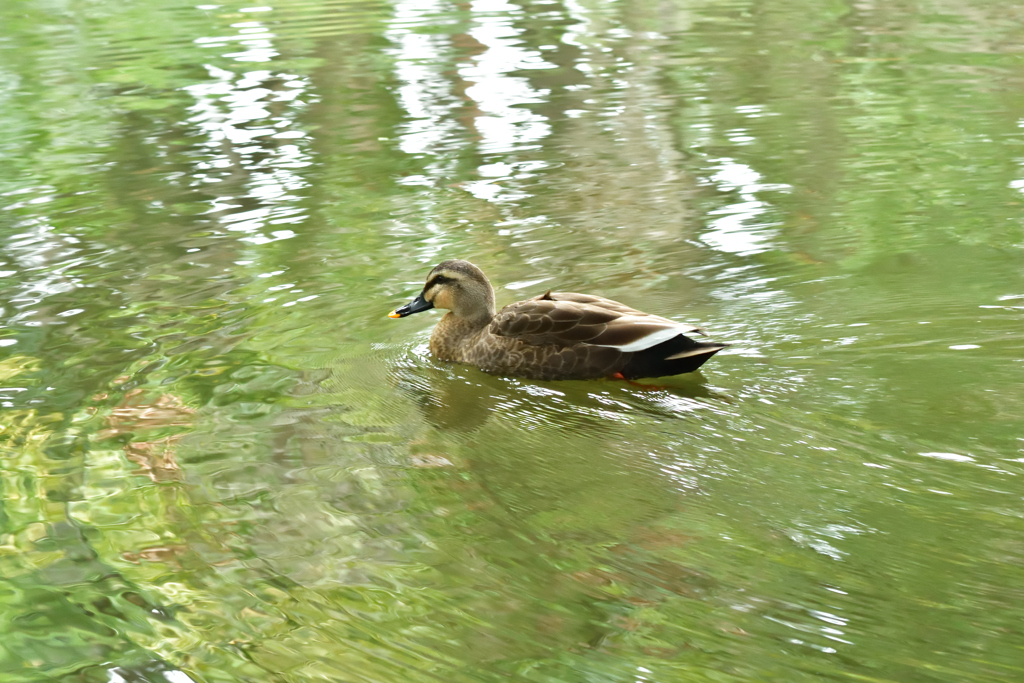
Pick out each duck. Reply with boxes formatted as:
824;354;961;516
389;259;727;381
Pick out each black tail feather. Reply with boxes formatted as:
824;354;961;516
621;334;726;379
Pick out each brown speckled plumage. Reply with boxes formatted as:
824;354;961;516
391;260;726;381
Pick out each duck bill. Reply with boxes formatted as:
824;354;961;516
388;294;434;318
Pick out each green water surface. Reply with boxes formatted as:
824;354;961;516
1;0;1023;681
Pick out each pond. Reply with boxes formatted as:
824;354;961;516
1;0;1023;681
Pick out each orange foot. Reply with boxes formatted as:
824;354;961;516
608;372;670;391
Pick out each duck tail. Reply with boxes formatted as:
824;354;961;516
621;335;727;379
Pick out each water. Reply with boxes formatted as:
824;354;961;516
1;0;1023;681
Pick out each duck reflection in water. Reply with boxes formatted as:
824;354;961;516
393;356;723;436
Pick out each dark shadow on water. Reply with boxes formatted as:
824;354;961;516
390;346;731;435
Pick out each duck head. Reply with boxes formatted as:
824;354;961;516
389;259;495;324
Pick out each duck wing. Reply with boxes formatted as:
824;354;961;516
489;291;704;351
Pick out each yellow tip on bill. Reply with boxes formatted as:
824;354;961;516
388;310;401;319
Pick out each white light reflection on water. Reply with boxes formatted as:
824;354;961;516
1;208;83;324
193;8;279;63
388;0;555;206
701;157;791;256
388;0;461;159
1012;118;1024;197
460;0;553;157
385;0;464;264
107;669;197;683
183;61;312;246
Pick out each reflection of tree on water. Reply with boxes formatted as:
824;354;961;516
385;0;708;283
0;367;198;679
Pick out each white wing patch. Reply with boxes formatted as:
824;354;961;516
595;322;695;352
